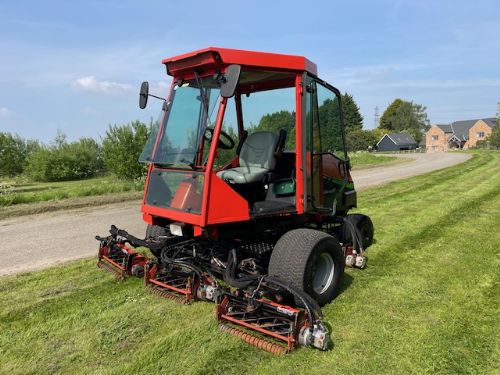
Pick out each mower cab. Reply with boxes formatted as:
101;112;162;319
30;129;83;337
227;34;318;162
96;47;373;354
138;47;357;232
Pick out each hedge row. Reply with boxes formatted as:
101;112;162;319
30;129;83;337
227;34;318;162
0;121;150;181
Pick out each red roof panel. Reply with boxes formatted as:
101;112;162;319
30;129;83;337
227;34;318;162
162;47;317;76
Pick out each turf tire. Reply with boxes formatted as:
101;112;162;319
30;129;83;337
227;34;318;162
341;214;374;249
268;228;345;306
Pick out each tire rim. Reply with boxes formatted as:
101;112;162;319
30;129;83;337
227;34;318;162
312;252;335;295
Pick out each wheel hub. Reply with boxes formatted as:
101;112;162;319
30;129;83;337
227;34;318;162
312;252;335;295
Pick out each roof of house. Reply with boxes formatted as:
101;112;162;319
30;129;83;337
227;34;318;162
453;118;496;141
436;124;453;133
434;118;496;142
388;132;417;145
377;132;417;146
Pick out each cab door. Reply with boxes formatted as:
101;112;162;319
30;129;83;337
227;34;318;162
304;75;349;212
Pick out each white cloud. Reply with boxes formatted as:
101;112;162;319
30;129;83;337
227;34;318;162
0;107;11;117
71;76;133;94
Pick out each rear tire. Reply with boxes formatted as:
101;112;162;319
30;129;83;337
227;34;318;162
268;228;345;306
341;214;374;249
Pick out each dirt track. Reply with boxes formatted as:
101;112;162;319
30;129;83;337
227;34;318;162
0;152;470;277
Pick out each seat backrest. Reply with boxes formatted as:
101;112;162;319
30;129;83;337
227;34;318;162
240;131;278;169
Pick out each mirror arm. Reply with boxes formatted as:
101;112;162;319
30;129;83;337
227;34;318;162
148;94;166;102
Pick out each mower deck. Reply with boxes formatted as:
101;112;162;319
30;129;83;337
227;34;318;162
96;225;331;354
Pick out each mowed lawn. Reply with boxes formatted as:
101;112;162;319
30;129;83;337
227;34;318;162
348;151;406;169
0;151;498;375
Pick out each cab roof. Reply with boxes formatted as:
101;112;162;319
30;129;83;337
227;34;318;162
162;47;318;76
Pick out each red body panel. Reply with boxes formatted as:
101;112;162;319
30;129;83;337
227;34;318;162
142;202;203;226
162;47;317;76
205;173;250;225
294;74;305;214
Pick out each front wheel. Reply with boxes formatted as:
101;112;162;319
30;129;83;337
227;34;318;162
268;229;345;306
341;214;374;249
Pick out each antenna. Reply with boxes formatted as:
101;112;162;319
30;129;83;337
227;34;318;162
374;106;380;128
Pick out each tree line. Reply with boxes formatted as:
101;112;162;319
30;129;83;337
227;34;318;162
0;121;150;181
0;94;429;182
3;95;496;182
254;94;432;152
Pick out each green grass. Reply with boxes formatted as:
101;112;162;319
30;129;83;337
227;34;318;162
349;151;407;169
0;176;143;207
0;151;499;374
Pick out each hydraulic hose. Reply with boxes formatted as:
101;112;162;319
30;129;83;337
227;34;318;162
160;250;203;280
112;226;165;252
343;218;365;253
264;276;322;327
223;249;259;288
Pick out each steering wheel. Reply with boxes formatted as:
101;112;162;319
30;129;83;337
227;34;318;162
203;128;235;150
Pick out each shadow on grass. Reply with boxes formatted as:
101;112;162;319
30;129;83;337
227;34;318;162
337;272;354;296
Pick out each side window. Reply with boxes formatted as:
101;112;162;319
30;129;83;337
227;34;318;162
315;83;345;158
208;97;239;169
305;76;347;211
240;87;296;150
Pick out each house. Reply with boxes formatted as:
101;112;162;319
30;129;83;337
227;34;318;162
376;133;418;152
426;118;496;152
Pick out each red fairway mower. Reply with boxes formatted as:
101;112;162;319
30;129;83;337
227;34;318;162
96;47;374;354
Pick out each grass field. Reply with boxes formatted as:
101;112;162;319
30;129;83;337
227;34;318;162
0;176;143;207
0;176;143;219
0;151;498;374
348;151;404;170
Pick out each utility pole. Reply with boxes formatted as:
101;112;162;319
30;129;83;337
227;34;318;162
374;106;380;128
496;102;500;125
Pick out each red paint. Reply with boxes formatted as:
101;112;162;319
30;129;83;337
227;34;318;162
162;47;317;76
205;173;250;225
294;73;305;214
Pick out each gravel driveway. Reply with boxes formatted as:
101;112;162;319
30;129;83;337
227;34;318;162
0;152;471;277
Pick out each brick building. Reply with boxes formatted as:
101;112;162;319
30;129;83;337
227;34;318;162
426;118;497;152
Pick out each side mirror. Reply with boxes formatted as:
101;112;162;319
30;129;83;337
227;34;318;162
220;65;241;98
139;81;149;109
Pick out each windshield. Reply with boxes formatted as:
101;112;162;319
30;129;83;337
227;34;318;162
140;76;220;169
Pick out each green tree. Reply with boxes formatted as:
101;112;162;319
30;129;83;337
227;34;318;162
379;99;430;143
0;132;39;177
488;126;500;149
26;134;104;181
345;129;379;152
102;121;149;180
341;93;363;131
255;110;295;149
379;98;404;131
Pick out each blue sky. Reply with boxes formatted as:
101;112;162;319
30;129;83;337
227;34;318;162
1;0;499;142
